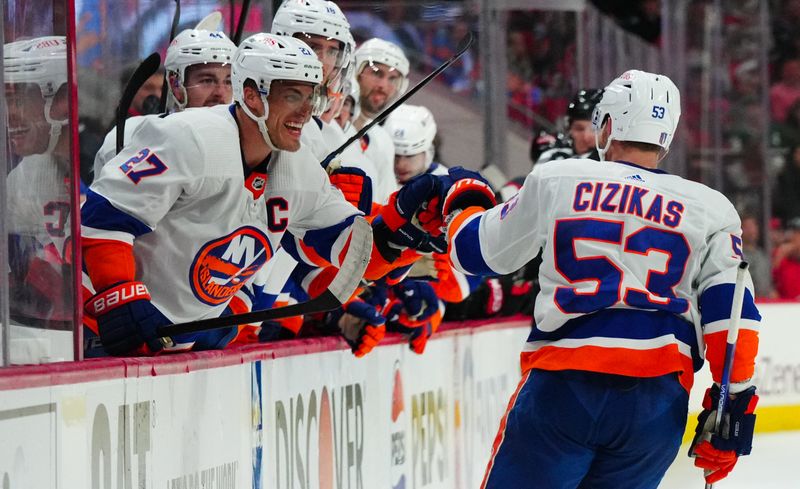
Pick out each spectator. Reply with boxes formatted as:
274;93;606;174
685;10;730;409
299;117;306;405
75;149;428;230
741;214;776;298
770;58;800;123
773;144;800;222
772;98;800;151
773;217;800;299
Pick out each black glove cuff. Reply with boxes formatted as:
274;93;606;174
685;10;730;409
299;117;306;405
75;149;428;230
372;219;402;263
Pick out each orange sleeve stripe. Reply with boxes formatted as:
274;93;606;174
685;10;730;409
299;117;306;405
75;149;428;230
521;344;696;392
82;237;136;291
299;239;331;268
447;206;485;243
704;329;759;383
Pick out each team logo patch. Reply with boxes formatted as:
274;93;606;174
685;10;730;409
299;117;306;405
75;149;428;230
189;226;272;306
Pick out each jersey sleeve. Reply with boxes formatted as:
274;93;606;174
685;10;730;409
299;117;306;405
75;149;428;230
275;150;361;268
82;116;205;244
448;168;544;276
696;203;761;390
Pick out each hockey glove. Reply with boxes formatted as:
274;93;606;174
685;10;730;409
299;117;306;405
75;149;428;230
374;173;447;259
328;166;374;215
385;280;440;354
419;167;496;235
326;298;387;357
689;384;758;484
85;281;171;356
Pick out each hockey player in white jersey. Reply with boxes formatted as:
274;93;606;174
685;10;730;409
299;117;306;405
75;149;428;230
271;0;351;158
428;70;761;488
82;33;447;357
92;27;236;178
4;36;74;328
351;38;410;203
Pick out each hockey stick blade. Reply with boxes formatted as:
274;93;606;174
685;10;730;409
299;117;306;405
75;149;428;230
159;0;182;113
157;216;373;337
233;0;252;45
116;52;161;154
321;31;475;168
195;11;223;31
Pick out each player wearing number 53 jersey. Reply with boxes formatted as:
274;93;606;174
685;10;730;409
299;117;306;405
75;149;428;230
443;71;761;488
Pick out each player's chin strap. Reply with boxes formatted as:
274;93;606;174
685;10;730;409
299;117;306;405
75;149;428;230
595;128;613;162
240;93;278;151
166;73;188;112
44;95;68;154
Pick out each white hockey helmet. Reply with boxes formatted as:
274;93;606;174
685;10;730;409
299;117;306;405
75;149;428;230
592;69;681;161
164;28;236;110
385;104;437;167
232;33;324;149
3;36;69;153
354;38;410;103
271;0;351;77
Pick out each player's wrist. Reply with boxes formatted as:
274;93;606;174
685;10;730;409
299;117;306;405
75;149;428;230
86;281;151;316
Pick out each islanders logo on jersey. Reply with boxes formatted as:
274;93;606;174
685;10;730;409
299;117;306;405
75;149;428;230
189;226;273;306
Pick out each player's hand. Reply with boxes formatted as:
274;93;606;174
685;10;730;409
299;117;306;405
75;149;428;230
385;280;440;354
419;167;496;235
326;298;387;357
689;384;758;484
373;173;447;256
328;166;373;214
85;281;172;356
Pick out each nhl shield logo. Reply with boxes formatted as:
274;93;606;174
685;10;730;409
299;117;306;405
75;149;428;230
659;132;668;145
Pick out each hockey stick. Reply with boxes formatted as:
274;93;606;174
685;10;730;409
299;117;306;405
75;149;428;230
232;0;252;45
322;31;475;168
115;52;161;154
705;260;749;489
158;0;182;113
157;216;373;337
195;11;223;31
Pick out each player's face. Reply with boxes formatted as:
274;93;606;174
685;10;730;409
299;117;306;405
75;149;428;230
394;153;427;184
336;96;354;129
266;80;316;151
298;34;342;85
182;63;232;108
358;62;403;115
569;119;595;155
5;83;62;156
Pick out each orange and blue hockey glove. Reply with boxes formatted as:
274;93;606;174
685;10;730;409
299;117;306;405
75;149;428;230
689;384;758;484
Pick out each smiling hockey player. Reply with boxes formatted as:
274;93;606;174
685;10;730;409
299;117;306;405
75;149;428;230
82;33;445;357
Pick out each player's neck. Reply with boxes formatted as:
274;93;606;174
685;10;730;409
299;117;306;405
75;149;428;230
608;145;659;169
235;106;273;168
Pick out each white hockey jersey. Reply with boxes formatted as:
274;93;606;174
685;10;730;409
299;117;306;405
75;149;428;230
83;104;360;328
344;123;398;204
448;158;760;391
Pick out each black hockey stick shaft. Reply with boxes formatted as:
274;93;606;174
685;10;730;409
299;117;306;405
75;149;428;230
322;31;474;168
157;290;339;337
233;0;252;45
158;0;181;113
116;52;161;154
